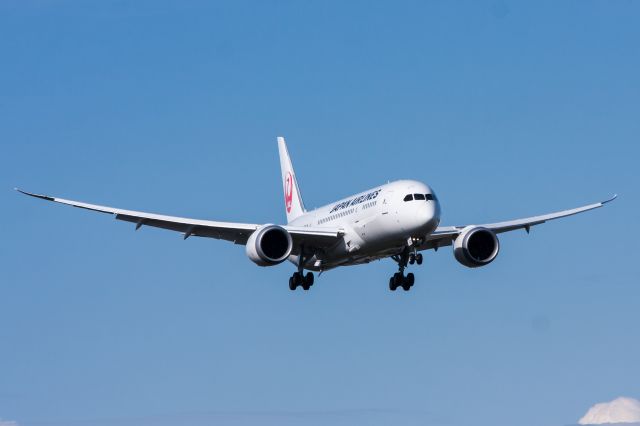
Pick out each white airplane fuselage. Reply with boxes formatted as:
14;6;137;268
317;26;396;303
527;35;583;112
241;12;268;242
288;179;441;271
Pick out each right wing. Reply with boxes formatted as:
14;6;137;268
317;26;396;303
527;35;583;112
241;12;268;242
420;195;617;251
16;189;343;249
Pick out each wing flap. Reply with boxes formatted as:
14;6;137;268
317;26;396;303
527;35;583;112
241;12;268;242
286;226;344;248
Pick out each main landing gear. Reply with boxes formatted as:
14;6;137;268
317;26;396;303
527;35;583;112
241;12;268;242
389;248;422;291
289;248;315;291
389;272;414;291
289;271;314;291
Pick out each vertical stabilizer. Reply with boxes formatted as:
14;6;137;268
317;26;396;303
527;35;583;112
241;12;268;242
277;137;306;223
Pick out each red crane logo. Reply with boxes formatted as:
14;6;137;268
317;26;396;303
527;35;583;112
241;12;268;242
284;172;293;213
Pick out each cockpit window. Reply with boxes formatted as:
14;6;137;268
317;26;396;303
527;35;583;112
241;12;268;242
414;193;425;200
403;194;413;202
425;194;434;201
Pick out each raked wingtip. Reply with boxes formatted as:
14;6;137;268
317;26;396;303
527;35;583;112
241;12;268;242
15;188;54;201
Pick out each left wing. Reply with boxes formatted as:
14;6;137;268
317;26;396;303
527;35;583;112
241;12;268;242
16;189;342;249
419;195;617;251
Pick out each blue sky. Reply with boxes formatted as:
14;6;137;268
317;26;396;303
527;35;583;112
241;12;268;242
1;1;638;425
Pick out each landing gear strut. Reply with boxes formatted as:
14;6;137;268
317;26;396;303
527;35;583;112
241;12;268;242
389;247;420;291
289;248;314;291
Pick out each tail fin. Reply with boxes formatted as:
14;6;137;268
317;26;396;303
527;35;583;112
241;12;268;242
277;136;306;223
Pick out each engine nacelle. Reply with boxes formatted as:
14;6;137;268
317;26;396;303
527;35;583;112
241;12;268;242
453;226;500;268
245;224;293;266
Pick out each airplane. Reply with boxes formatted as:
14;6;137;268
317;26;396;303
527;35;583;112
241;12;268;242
17;137;616;292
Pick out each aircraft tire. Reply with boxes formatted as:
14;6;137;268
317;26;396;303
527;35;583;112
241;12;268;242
394;272;404;288
289;276;296;291
406;272;415;286
305;272;314;287
389;277;397;291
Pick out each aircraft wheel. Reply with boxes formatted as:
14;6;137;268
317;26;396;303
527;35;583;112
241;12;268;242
389;276;397;291
305;272;314;287
409;253;416;265
394;272;404;286
416;253;423;265
290;272;303;290
406;272;415;286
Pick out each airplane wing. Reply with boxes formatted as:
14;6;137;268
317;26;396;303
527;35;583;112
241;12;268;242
419;195;617;251
16;189;343;248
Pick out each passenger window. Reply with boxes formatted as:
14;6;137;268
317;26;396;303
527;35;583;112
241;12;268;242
414;194;425;200
403;194;413;202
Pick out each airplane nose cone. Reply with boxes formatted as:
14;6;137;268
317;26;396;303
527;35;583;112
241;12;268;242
413;200;440;234
424;200;440;232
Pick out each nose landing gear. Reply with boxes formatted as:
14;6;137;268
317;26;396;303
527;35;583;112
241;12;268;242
408;252;423;265
389;247;421;291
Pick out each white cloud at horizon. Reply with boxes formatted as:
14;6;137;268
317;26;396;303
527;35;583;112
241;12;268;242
579;397;640;425
0;419;18;426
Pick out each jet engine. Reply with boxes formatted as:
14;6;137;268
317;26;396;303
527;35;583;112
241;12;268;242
453;226;500;268
245;224;293;266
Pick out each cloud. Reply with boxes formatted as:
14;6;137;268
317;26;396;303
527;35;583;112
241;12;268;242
0;419;18;426
579;397;640;425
